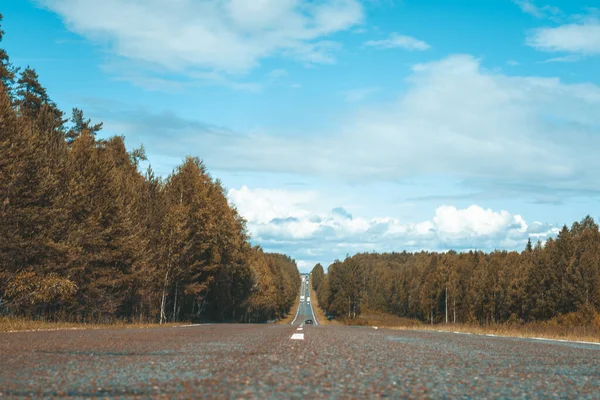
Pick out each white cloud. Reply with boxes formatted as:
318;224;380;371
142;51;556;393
541;54;583;63
267;69;289;80
227;185;317;224
341;87;379;102
432;205;526;238
527;20;600;55
514;0;561;19
90;54;600;202
365;33;430;50
37;0;364;75
296;260;315;271
227;186;558;270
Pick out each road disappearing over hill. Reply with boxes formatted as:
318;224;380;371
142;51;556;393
1;277;599;398
291;274;318;327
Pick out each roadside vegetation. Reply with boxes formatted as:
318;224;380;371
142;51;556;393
0;316;185;333
339;310;600;343
308;271;337;325
310;217;600;342
277;286;301;325
0;15;299;326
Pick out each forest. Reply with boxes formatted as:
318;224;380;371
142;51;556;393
0;15;299;324
312;216;600;326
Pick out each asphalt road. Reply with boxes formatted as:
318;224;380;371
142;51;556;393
2;289;600;398
292;275;317;327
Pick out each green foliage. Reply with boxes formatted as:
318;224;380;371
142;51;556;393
0;18;299;324
244;249;300;322
5;271;77;311
65;107;103;145
0;13;17;91
314;218;600;325
311;263;325;292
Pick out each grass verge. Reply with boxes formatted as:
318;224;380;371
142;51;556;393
342;311;600;344
309;276;338;326
277;286;301;324
0;317;181;333
401;322;600;344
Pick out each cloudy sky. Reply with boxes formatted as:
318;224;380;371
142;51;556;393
5;0;600;271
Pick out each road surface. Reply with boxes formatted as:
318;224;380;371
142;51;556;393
291;274;318;327
1;281;599;398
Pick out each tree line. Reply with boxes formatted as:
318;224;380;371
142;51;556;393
0;15;299;323
312;216;600;325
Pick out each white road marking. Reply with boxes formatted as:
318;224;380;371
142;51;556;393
297;327;303;331
306;277;319;326
529;337;600;346
176;324;210;328
415;329;600;346
292;274;319;327
290;333;304;340
290;285;303;325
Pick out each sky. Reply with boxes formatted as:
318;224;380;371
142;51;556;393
4;0;600;272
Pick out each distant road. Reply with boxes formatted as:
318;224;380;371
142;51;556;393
1;288;599;397
291;274;317;327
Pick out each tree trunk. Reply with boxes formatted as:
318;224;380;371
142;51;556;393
160;269;169;324
348;297;351;318
172;281;178;322
453;296;456;323
445;286;448;324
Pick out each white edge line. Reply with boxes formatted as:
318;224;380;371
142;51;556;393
290;281;302;325
413;329;600;346
307;277;319;326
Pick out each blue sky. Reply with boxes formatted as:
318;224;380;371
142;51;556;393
4;0;600;271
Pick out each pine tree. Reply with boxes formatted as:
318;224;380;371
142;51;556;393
65;108;103;145
0;14;17;92
15;67;49;119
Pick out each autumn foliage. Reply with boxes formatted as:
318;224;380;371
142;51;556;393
0;15;299;323
313;216;600;328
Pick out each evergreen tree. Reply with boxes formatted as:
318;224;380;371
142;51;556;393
65;108;103;145
0;14;17;91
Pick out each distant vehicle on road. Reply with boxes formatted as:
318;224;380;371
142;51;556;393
307;297;310;302
300;295;305;302
305;319;313;324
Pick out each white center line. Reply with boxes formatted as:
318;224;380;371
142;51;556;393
290;333;304;340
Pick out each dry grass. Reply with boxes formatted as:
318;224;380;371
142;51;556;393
277;288;301;324
0;316;181;333
343;311;600;344
309;276;338;326
401;322;600;344
341;311;421;328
